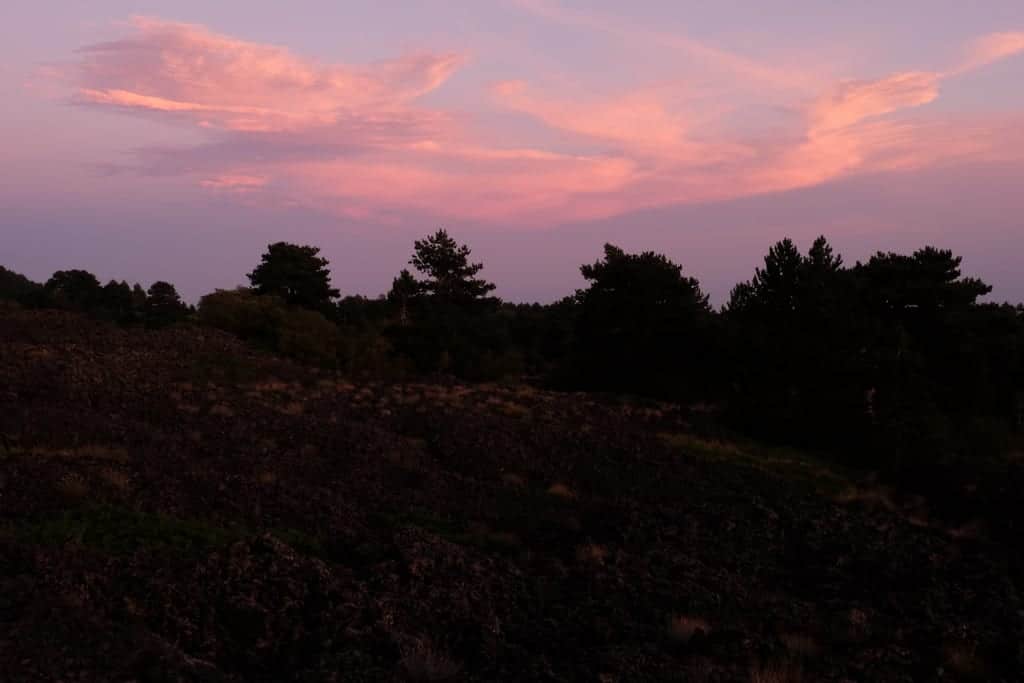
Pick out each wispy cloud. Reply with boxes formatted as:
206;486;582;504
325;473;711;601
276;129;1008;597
199;174;268;192
493;80;692;154
952;31;1024;74
53;16;1024;225
74;17;463;135
508;0;815;91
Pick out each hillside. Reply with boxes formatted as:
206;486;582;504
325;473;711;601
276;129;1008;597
0;307;1021;681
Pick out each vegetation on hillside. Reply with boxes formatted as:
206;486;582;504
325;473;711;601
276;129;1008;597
3;231;1022;498
1;308;1021;680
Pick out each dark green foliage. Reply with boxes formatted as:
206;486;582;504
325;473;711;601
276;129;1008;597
728;237;805;315
3;266;185;325
276;305;342;364
503;298;578;380
100;280;135;322
387;294;519;380
723;235;1023;490
570;244;713;399
724;236;866;445
131;283;147;310
3;229;1021;488
0;265;43;305
248;242;340;311
387;269;421;326
145;281;188;327
198;288;340;365
18;505;328;560
856;246;991;315
45;269;103;311
18;505;239;556
388;229;512;379
409;229;496;303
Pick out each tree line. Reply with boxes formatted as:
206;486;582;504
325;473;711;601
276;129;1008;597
3;229;1023;485
0;267;189;327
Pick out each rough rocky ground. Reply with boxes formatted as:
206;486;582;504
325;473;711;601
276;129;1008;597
1;308;1021;681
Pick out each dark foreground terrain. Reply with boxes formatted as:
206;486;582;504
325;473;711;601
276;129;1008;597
1;308;1021;681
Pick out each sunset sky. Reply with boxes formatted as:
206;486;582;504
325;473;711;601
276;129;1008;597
3;1;1023;304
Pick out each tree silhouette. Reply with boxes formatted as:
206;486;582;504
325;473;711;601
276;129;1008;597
574;244;712;398
131;283;148;312
1;227;1018;488
390;230;505;377
856;247;992;315
248;242;339;311
0;266;42;305
727;236;847;315
805;235;843;273
388;269;421;326
44;270;102;311
724;237;867;445
101;280;134;321
410;229;495;303
728;238;803;315
145;281;188;327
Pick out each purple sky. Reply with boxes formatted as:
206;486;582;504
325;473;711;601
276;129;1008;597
2;1;1023;305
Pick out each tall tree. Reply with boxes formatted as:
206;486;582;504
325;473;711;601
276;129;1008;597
101;280;134;321
145;281;188;326
727;238;803;315
387;269;421;326
724;237;867;446
409;229;495;303
726;235;847;319
391;230;504;377
248;242;339;311
573;244;712;398
131;283;148;312
44;270;102;311
856;246;992;315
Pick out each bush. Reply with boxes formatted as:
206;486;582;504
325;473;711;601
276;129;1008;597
0;265;42;304
198;288;339;366
276;306;341;365
198;288;281;341
338;326;412;380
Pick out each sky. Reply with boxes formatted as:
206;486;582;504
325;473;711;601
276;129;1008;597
2;1;1023;305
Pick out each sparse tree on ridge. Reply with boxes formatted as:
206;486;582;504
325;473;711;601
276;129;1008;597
409;229;496;304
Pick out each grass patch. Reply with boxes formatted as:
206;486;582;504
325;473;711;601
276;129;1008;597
658;432;857;495
8;445;130;463
16;505;240;556
16;505;331;560
187;349;267;385
268;526;327;557
369;508;523;557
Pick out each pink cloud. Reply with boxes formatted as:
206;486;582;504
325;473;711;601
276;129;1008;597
283;150;641;223
56;17;1024;225
74;17;463;134
493;80;696;156
509;0;816;91
808;72;941;132
199;174;268;191
954;31;1024;73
